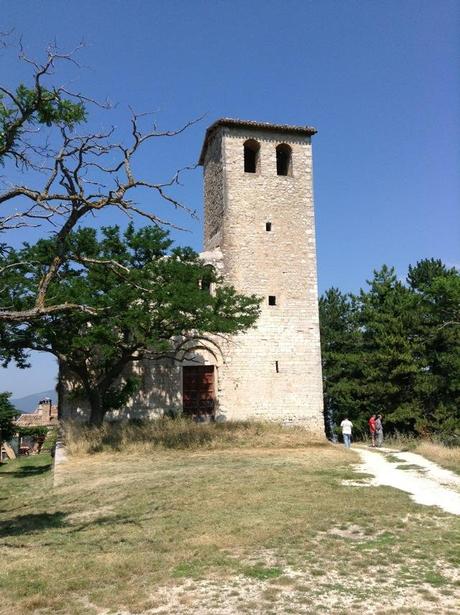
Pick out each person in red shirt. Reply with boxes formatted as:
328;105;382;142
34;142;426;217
368;414;377;447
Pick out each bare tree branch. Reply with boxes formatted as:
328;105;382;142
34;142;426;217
0;44;202;323
0;303;98;322
437;321;460;330
73;256;130;274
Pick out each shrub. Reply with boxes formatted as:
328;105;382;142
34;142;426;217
41;428;58;455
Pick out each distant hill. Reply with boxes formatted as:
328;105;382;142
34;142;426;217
11;389;56;413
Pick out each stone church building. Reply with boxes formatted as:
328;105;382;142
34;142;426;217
62;118;324;436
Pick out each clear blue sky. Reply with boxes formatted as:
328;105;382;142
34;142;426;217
1;0;459;398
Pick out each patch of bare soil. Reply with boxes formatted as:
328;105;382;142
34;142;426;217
325;524;373;541
79;550;460;615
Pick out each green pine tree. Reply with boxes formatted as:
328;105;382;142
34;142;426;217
1;84;85;164
320;260;460;439
408;259;460;439
357;265;423;433
319;288;365;437
1;224;261;425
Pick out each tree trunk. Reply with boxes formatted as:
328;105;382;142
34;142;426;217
87;389;106;427
61;361;107;427
57;363;65;420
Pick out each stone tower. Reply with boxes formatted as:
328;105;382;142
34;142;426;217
60;118;324;435
198;119;324;435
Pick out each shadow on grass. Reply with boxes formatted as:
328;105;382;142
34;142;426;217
8;464;52;478
67;513;145;535
0;512;67;537
0;510;147;541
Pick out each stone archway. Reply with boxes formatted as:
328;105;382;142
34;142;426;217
176;337;225;419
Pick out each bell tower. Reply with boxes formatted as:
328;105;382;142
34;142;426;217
198;119;324;435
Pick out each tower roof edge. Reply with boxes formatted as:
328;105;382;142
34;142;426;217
198;118;317;165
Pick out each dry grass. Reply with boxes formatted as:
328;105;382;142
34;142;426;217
63;418;322;456
0;428;459;614
373;433;419;451
377;434;460;475
415;441;460;474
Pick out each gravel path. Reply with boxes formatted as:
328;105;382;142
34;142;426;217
354;447;460;515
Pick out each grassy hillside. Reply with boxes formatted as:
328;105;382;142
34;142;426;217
0;426;459;614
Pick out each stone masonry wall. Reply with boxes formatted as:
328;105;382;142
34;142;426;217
203;126;324;437
203;132;224;250
59;360;181;422
60;345;221;422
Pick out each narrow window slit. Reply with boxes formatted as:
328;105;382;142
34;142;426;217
268;295;276;306
266;222;272;231
275;361;279;373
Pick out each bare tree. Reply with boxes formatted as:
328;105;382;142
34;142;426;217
0;42;201;323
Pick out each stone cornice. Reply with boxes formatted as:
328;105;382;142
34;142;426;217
198;118;317;165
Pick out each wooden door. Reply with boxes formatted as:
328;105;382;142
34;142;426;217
183;366;215;416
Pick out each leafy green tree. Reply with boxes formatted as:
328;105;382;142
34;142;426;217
320;260;460;439
0;82;85;165
408;260;460;437
407;258;455;291
0;392;19;446
357;266;422;434
319;288;364;437
1;224;261;425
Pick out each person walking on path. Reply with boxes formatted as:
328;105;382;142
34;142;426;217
375;414;384;447
368;414;377;447
340;417;353;448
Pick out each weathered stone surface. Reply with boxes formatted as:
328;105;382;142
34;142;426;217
200;123;324;435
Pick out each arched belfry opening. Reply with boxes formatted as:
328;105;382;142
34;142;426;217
243;139;260;173
276;143;292;176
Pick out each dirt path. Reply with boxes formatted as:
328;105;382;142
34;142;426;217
353;446;460;515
